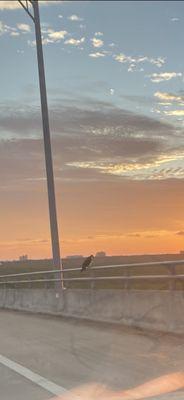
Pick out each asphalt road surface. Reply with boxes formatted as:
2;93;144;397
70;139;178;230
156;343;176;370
0;309;184;399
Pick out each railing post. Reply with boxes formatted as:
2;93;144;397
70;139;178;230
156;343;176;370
44;278;48;290
124;266;130;290
90;267;95;290
168;264;176;291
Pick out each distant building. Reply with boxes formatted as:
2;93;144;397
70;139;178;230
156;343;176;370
95;251;106;257
66;255;83;259
19;255;28;261
180;251;184;255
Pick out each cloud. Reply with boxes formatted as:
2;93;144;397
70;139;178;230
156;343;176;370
0;99;180;183
164;110;184;116
149;57;165;68
127;233;141;238
65;37;85;46
153;92;184;120
0;135;162;186
0;1;60;9
17;23;31;33
95;32;103;36
128;64;136;72
0;1;21;9
0;21;19;37
149;72;182;83
145;234;158;239
39;29;68;45
89;52;105;58
114;53;165;70
11;31;20;37
48;30;68;40
171;17;179;22
176;231;184;236
68;153;184;181
79;24;86;30
68;14;83;21
91;37;104;48
114;53;133;63
27;39;36;47
0;21;4;36
0;21;8;36
0;99;176;140
154;91;183;102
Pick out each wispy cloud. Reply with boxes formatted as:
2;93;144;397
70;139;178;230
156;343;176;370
65;37;85;46
0;98;182;185
153;91;184;120
0;1;60;9
150;58;165;67
154;91;183;102
48;30;68;40
68;153;184;181
89;52;105;58
164;110;184;116
0;1;22;10
114;53;132;63
127;233;141;238
149;72;182;83
171;17;179;22
68;14;83;22
17;23;31;33
91;37;104;48
114;53;165;70
38;29;68;45
0;21;19;37
95;32;103;36
11;32;20;37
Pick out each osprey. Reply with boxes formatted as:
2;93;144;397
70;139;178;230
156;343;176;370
81;255;94;272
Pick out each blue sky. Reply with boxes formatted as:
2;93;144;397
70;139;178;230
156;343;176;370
1;1;184;116
1;1;184;258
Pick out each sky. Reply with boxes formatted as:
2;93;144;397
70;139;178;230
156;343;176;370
1;0;184;260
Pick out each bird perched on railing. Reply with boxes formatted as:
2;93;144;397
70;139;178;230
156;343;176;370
81;255;94;272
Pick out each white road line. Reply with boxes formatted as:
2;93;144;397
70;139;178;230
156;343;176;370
0;354;67;396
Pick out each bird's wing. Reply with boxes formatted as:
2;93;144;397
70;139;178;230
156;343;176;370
82;257;90;267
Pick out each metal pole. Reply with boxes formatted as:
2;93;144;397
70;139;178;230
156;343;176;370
32;0;64;289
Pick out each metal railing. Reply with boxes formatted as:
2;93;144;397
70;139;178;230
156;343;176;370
0;259;184;290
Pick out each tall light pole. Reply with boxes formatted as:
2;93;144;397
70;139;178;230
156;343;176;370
18;0;63;289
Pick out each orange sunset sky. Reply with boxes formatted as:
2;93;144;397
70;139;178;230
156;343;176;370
2;177;184;259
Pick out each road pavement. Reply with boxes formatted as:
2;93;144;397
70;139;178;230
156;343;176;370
0;309;184;399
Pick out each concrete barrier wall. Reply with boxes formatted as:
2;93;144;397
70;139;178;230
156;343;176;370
0;288;184;334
